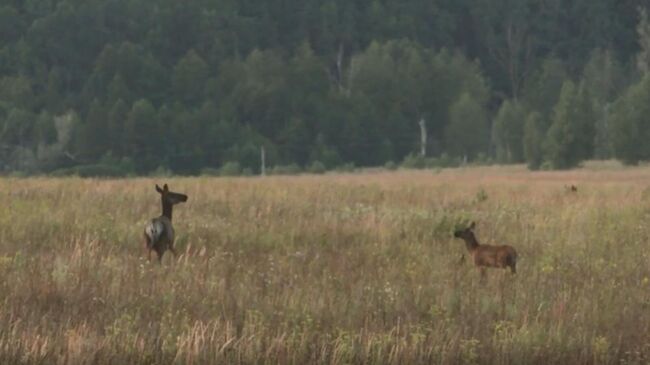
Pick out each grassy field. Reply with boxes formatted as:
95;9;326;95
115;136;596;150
1;164;650;364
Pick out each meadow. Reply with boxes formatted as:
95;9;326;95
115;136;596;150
1;163;650;364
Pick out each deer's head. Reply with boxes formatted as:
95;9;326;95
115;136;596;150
453;221;476;241
156;184;188;205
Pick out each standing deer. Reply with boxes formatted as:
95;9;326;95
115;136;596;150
144;184;188;263
565;184;578;193
453;222;517;281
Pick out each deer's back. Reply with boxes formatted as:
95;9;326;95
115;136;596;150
144;216;174;248
472;244;517;268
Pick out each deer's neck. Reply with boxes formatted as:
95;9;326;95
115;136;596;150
463;234;480;252
162;200;173;221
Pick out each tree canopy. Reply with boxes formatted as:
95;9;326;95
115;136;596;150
0;0;648;174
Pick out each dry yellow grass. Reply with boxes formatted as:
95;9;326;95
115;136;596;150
1;164;650;364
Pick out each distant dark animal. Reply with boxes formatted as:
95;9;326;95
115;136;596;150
453;222;517;281
144;184;188;263
565;184;578;193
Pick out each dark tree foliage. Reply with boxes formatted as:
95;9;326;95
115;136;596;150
0;0;647;174
523;111;544;170
610;75;650;165
544;81;595;169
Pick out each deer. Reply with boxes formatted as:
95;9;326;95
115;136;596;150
453;222;517;281
565;184;578;193
143;184;188;263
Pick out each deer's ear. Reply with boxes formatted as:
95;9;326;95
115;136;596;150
469;221;476;230
156;184;163;193
163;184;169;191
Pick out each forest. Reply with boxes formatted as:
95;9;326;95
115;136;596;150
1;0;650;175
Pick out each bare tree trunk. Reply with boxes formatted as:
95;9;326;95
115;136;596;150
419;118;427;157
336;42;344;91
260;146;266;176
487;16;532;99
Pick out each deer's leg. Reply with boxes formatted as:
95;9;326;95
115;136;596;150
144;234;153;262
156;248;164;264
479;267;487;284
169;240;178;258
506;254;517;274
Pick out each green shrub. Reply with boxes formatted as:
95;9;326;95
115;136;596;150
271;164;301;175
200;167;220;176
434;153;462;168
473;153;492;166
49;168;76;177
335;162;356;172
384;161;397;170
401;153;427;169
475;188;488;203
219;161;242;176
401;153;463;169
149;166;173;177
51;164;130;177
307;161;326;174
76;164;130;177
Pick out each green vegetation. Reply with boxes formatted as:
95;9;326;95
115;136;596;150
543;81;595;169
611;74;650;165
0;1;650;174
1;167;650;363
523;112;544;170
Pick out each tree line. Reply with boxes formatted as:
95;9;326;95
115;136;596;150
1;0;650;175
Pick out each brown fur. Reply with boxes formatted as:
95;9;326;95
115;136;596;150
143;184;188;263
565;184;578;193
453;222;517;280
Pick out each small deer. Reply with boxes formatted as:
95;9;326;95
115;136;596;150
144;184;188;263
565;184;578;193
453;222;517;280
